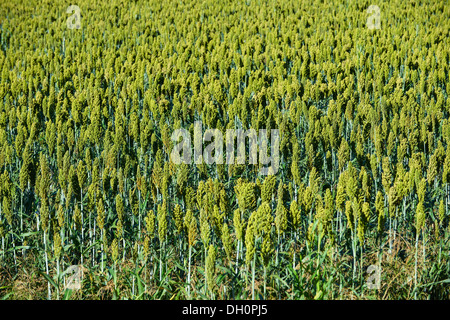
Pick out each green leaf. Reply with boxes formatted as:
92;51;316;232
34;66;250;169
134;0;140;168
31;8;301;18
63;289;73;300
1;292;13;300
313;289;323;300
20;231;39;238
39;270;59;291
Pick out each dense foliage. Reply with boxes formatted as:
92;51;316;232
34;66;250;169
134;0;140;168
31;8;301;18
0;0;450;299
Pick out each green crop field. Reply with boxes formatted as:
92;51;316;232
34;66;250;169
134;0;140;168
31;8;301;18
0;0;449;300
